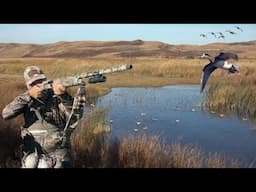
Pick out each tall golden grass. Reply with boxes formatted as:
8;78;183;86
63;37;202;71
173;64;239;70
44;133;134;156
71;108;110;168
0;57;203;84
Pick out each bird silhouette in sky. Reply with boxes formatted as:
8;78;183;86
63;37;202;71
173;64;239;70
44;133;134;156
225;30;236;35
200;34;207;38
234;26;243;32
208;32;217;38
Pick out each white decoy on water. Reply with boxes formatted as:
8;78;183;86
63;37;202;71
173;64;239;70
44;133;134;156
151;117;158;121
136;122;141;125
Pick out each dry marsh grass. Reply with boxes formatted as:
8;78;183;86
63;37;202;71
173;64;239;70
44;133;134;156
71;108;110;168
72;117;240;168
0;57;203;83
169;143;239;168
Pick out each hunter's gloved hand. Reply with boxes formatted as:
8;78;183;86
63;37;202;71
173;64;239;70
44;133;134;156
53;81;66;95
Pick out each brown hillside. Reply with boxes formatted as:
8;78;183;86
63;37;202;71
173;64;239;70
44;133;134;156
0;40;255;59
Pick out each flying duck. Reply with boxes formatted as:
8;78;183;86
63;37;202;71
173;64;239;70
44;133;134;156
234;26;243;32
200;52;239;92
225;30;236;35
200;34;207;38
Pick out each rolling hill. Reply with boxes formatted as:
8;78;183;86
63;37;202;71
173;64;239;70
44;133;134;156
0;40;255;59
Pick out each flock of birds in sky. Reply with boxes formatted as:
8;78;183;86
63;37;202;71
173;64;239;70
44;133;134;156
198;26;244;92
200;26;243;39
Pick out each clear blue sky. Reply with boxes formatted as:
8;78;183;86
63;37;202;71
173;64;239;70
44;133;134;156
0;24;255;45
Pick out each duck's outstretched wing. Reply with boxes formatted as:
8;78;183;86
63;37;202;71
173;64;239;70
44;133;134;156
214;52;239;62
200;63;218;93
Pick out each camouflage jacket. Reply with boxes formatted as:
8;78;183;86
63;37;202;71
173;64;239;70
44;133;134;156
2;89;73;130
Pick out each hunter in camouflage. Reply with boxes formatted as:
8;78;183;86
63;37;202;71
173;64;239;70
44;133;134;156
2;66;83;168
2;64;132;168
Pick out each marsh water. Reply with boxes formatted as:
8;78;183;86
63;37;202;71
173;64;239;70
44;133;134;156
96;85;256;167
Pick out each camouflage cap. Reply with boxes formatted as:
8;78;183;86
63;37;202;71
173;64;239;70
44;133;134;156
24;66;46;86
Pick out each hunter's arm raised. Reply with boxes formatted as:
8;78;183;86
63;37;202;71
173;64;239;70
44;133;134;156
2;92;30;120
